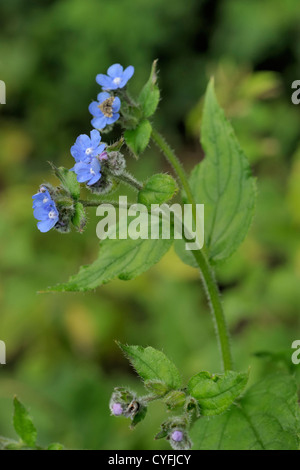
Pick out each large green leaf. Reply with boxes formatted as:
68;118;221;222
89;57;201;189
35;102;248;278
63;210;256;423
188;370;248;416
119;344;182;390
191;373;300;450
48;220;172;291
187;80;256;264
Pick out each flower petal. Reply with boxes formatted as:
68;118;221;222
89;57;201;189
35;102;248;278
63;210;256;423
90;129;101;147
34;206;49;220
76;172;91;183
88;101;101;117
112;96;121;113
91;157;101;173
91;116;107;130
106;113;120;125
70;145;82;162
37;218;56;233
93;143;106;156
87;172;101;185
77;134;90;148
96;74;114;90
121;65;134;86
107;63;123;78
97;91;111;103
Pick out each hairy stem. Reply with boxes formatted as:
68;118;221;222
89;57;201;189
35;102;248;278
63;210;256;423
80;199;131;208
113;171;143;191
151;127;233;371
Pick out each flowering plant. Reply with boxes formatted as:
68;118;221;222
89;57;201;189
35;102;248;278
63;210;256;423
24;61;300;450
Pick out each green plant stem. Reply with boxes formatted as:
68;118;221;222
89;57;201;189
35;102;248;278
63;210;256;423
151;128;196;209
192;249;233;371
114;171;143;191
79;199;131;208
151;127;233;371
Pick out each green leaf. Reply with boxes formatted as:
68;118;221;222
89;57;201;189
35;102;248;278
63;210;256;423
130;404;147;429
174;239;198;268
191;373;300;450
71;202;86;232
48;224;172;292
138;173;178;208
118;344;182;390
138;59;160;118
52;165;80;200
187;79;256;263
124;119;152;157
13;397;37;448
144;380;170;397
47;443;64;450
188;370;248;416
163;390;186;410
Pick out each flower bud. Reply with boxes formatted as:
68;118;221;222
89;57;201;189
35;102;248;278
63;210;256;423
54;198;75;233
111;403;123;416
168;428;192;450
106;151;126;176
164;390;186;410
109;387;135;418
109;387;147;427
155;416;192;450
171;430;183;442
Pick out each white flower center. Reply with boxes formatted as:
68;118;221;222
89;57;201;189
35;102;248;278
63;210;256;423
90;168;96;175
113;77;122;86
85;147;93;155
43;197;49;204
48;210;57;219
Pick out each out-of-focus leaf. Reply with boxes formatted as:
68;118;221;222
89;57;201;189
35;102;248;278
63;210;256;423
13;397;37;448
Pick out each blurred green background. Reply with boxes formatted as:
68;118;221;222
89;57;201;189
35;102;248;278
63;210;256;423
0;0;300;449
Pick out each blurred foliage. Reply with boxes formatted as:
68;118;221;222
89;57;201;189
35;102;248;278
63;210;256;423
0;0;300;449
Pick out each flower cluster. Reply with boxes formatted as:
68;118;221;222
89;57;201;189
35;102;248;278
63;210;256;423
71;129;107;186
33;63;133;232
89;63;134;131
109;388;147;429
32;187;59;233
109;386;193;450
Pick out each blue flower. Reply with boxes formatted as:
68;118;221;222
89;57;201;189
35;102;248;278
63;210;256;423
32;188;52;209
96;64;134;91
70;129;106;163
89;92;121;130
32;189;59;233
72;157;101;186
